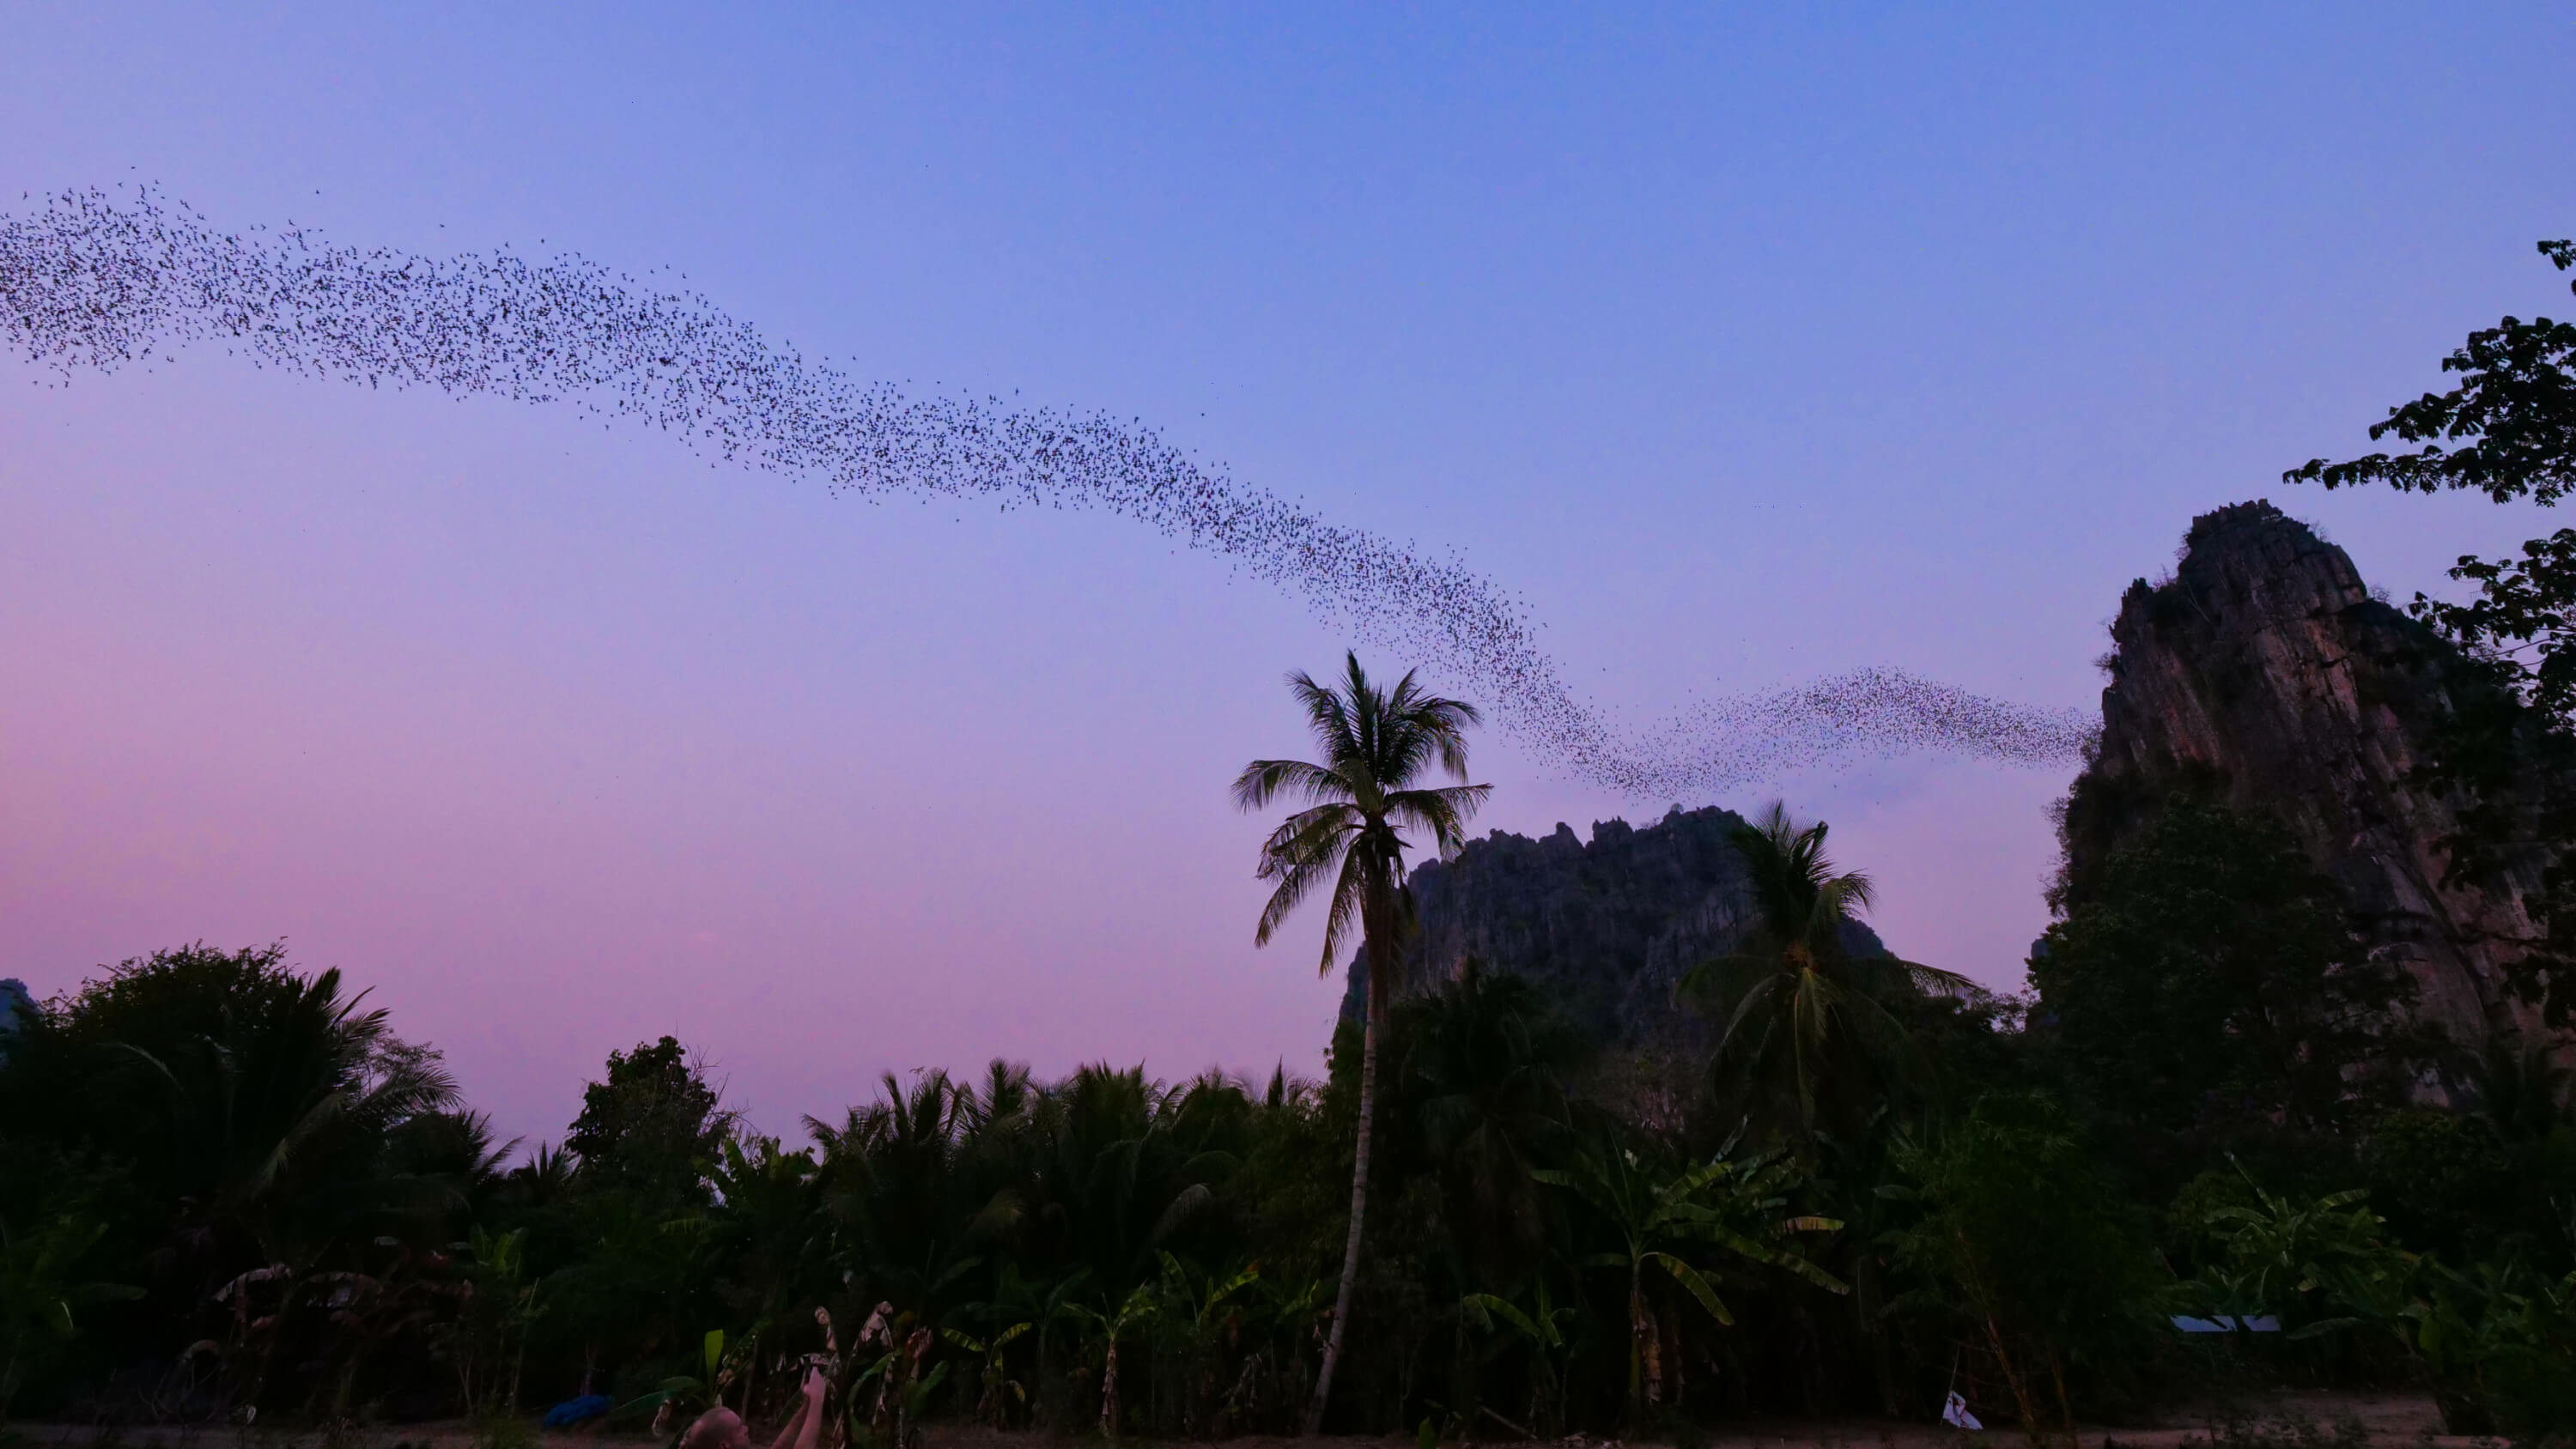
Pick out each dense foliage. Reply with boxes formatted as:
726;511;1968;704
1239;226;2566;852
2286;240;2576;510
2032;798;2429;1177
2290;237;2576;1029
7;791;2573;1443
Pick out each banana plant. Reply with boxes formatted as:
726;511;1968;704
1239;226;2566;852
616;1327;729;1437
2191;1166;2397;1337
443;1226;539;1418
1218;1272;1329;1434
936;1320;1028;1428
848;1311;945;1449
1054;1282;1156;1438
1537;1142;1844;1420
1150;1252;1258;1435
0;1211;139;1422
2348;1254;2576;1437
1459;1279;1579;1437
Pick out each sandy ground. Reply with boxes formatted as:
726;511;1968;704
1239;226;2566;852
4;1392;2489;1449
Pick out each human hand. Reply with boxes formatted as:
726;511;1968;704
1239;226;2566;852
801;1366;829;1404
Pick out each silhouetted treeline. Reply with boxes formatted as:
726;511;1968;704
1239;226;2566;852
3;799;2573;1440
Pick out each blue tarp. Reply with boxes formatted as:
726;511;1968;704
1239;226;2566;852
543;1395;613;1428
2171;1314;2281;1333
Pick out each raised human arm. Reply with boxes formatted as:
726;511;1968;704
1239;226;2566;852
762;1396;804;1449
791;1367;829;1449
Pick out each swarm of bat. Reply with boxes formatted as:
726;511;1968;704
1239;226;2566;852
0;185;2090;794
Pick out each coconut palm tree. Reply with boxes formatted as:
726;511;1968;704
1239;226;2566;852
1681;803;1973;1150
1232;652;1488;1434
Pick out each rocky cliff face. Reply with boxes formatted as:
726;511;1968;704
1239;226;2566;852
2064;500;2557;1050
1346;807;1886;1050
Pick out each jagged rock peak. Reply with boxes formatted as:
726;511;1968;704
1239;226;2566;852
1345;805;1886;1048
2066;499;2555;1050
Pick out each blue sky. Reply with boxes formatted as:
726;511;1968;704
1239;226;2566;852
5;3;2573;1141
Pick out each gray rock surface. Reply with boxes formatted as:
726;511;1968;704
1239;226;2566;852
2063;500;2561;1051
1343;806;1887;1051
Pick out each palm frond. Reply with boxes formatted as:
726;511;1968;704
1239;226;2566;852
1894;958;1980;997
1240;654;1485;999
1384;783;1494;856
1231;758;1353;812
1255;803;1361;876
1290;666;1361;764
1311;848;1373;977
1716;974;1785;1058
1252;822;1357;949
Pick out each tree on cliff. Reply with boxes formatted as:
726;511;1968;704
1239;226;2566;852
2289;238;2576;1027
2287;239;2576;512
2288;237;2576;718
1233;652;1488;1433
2031;797;2423;1151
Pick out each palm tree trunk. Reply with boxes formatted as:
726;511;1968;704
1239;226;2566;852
1303;937;1386;1434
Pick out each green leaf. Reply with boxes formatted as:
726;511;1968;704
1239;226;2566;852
610;1390;673;1422
1459;1293;1546;1345
1775;1251;1851;1294
1649;1252;1734;1327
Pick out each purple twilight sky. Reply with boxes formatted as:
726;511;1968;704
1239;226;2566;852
5;3;2573;1148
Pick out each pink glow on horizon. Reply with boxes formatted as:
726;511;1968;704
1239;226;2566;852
8;3;2573;1148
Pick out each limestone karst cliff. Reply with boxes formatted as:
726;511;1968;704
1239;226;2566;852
2063;500;2561;1051
1344;806;1886;1049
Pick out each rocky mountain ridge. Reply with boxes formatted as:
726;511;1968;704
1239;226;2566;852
2063;500;2561;1051
1344;806;1886;1050
1346;503;2567;1063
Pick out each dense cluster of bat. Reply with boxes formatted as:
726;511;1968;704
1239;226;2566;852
1;185;2091;793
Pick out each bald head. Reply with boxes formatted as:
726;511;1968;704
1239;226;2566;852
682;1409;749;1449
